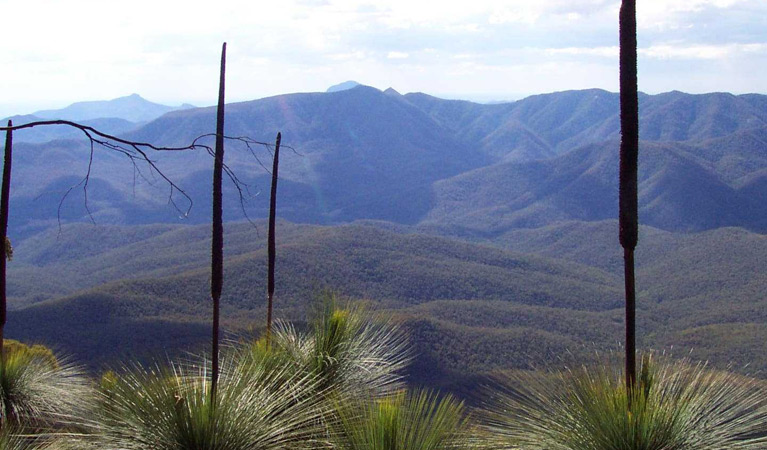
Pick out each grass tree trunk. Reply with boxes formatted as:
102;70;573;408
266;132;281;346
211;43;226;402
619;0;639;392
0;121;12;361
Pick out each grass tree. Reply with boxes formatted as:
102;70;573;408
332;389;476;450
0;342;93;444
96;351;329;450
0;428;64;450
618;0;639;390
481;355;767;450
250;292;409;399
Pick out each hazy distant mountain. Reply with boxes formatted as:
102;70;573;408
326;80;362;92
31;93;194;122
5;87;767;238
4;115;139;143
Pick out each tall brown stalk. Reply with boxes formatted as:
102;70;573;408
0;121;12;361
265;132;281;346
211;42;226;402
619;0;639;392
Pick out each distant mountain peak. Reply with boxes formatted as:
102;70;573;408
327;81;362;93
32;94;193;123
384;87;402;97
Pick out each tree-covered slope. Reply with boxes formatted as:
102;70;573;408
5;220;766;386
6;88;767;237
424;137;767;233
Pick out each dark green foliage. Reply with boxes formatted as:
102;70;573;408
250;293;409;398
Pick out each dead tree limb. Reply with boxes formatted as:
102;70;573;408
0;119;198;219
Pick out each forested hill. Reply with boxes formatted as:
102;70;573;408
6;221;767;387
5;87;767;239
4;86;766;391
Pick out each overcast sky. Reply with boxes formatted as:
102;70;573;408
1;0;766;117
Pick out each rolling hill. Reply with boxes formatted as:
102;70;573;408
5;220;766;386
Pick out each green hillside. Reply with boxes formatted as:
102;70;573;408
5;220;766;391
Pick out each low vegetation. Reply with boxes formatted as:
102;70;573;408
333;389;474;450
0;340;93;448
3;304;767;449
97;355;327;450
482;354;767;449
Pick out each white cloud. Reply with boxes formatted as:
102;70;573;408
545;46;619;57
0;0;765;117
641;43;767;60
387;51;410;59
328;51;368;61
637;0;755;30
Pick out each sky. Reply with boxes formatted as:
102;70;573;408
1;0;766;117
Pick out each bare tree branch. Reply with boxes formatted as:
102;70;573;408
1;118;298;232
1;120;198;220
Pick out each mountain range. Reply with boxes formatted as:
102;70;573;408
3;94;195;143
2;85;766;392
5;85;766;238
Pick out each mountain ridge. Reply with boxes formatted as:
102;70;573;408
3;86;766;239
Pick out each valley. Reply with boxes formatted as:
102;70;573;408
3;85;766;393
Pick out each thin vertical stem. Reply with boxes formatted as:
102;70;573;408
0;120;12;361
623;248;636;389
211;43;226;403
619;0;639;395
266;132;281;346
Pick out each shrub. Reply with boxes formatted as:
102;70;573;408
482;354;767;450
0;340;91;432
95;351;329;450
333;388;476;450
244;292;409;400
